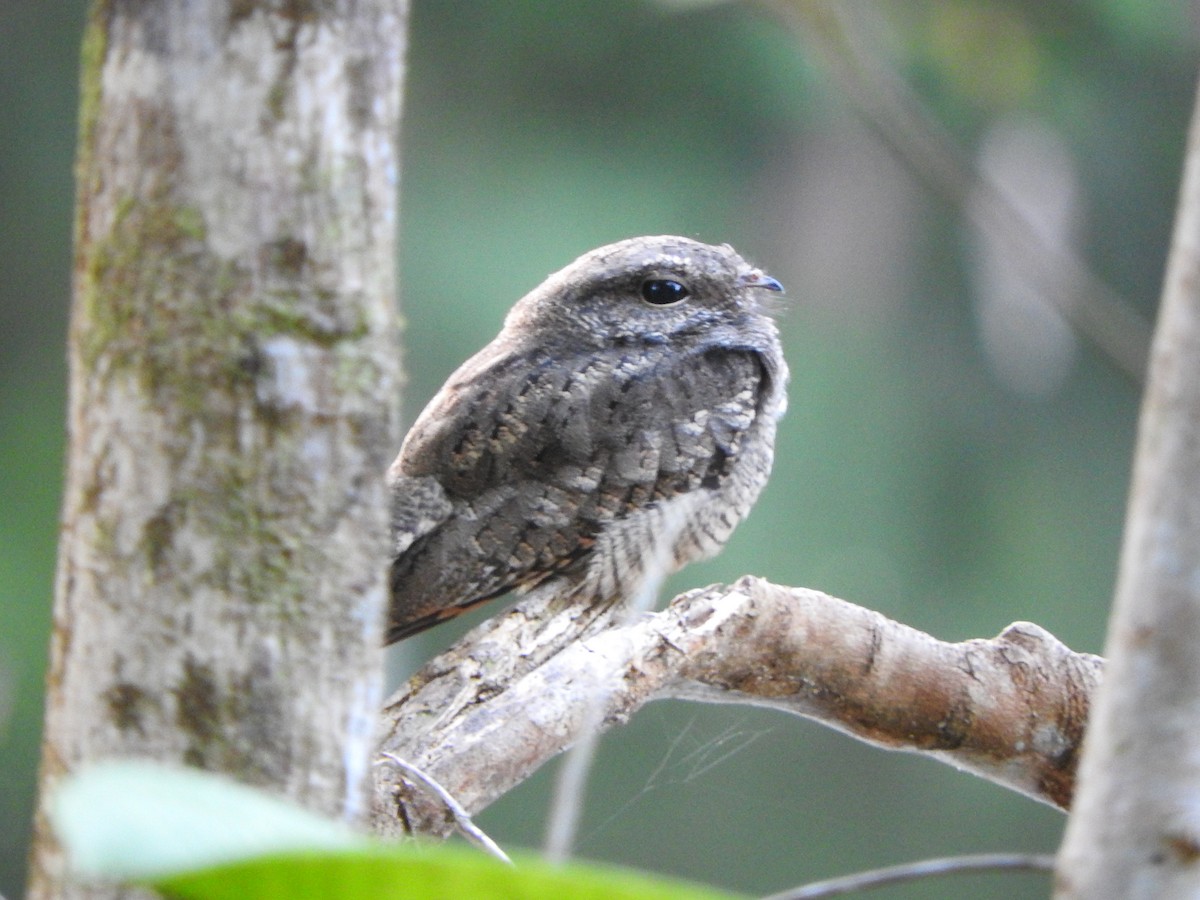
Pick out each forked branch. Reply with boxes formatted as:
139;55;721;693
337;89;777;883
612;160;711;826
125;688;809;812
372;577;1101;836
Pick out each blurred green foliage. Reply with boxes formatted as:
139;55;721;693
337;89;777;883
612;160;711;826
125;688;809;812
2;1;1195;897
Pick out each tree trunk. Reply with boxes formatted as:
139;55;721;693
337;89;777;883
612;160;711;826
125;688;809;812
1056;74;1200;898
29;2;406;897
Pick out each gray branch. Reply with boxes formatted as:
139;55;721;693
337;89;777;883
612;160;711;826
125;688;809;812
373;577;1102;837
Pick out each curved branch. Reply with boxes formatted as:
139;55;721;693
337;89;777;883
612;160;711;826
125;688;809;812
372;577;1102;836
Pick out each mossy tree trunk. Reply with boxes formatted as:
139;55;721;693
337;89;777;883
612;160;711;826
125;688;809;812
29;2;406;897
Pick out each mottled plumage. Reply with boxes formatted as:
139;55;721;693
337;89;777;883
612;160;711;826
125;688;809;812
387;236;788;643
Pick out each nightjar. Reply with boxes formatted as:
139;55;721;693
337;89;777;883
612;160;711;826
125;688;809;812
387;236;788;643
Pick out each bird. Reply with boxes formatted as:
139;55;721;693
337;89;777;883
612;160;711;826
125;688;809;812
386;235;788;644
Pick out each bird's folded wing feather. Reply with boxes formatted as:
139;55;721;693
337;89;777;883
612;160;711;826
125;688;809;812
387;341;769;640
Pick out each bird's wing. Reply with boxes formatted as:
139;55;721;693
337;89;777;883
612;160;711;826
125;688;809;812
386;341;772;642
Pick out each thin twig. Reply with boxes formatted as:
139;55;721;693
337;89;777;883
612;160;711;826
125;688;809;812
376;753;513;865
542;571;673;861
780;1;1151;381
761;852;1056;899
542;695;608;864
542;503;696;862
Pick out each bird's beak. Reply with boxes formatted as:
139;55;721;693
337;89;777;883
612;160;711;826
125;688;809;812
738;270;784;292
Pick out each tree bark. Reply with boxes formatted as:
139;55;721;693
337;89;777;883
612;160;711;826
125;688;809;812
1056;74;1200;899
373;577;1102;837
30;2;406;897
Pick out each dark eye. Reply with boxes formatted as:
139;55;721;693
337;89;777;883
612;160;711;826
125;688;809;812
640;279;690;306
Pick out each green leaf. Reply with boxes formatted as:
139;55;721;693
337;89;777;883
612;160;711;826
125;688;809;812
51;760;366;880
158;847;741;900
53;762;740;900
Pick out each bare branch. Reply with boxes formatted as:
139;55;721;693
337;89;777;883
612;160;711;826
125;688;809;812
375;754;512;865
372;577;1101;837
763;852;1055;900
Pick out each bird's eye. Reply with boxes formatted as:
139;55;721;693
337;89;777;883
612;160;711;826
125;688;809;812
640;279;690;306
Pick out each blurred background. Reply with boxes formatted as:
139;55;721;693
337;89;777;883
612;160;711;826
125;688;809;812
2;1;1196;897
